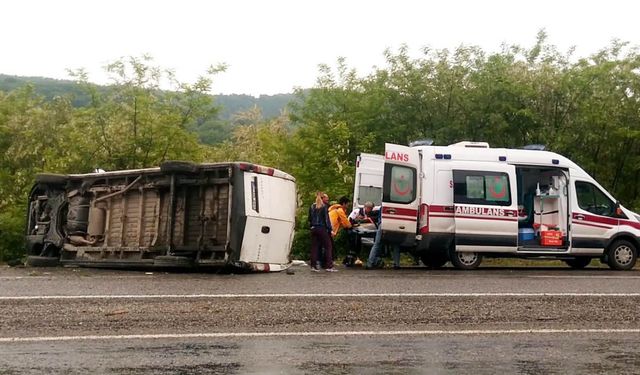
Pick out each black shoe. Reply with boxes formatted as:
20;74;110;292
343;256;355;267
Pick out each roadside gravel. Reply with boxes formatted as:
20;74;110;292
2;295;639;337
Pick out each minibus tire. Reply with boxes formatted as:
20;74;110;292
153;255;194;268
564;257;592;269
35;173;68;186
26;256;60;267
160;161;199;174
449;248;482;270
606;240;637;270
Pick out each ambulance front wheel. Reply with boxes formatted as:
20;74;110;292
449;248;482;270
606;240;637;270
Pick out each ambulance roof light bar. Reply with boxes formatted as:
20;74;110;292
523;144;546;151
409;139;434;147
449;141;490;148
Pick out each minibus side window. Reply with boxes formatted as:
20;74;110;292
575;181;615;217
454;171;511;206
383;164;416;204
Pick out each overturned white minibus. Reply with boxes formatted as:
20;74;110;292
25;161;296;272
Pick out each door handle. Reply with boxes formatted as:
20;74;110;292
575;214;585;220
506;211;515;217
444;206;454;212
387;209;396;214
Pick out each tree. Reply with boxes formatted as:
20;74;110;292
68;55;226;170
0;86;74;260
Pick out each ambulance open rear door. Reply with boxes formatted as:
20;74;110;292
381;143;421;246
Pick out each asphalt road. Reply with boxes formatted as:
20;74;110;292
1;264;640;374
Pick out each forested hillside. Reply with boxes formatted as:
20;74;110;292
214;93;298;120
0;74;294;119
1;34;639;261
0;74;295;145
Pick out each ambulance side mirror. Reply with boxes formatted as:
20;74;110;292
615;201;624;217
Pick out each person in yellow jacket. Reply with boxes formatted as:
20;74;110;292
328;196;353;238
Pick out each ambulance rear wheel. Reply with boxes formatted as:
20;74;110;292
606;240;637;270
449;249;482;270
421;254;448;268
564;257;592;269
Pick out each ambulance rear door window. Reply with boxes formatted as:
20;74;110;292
383;164;416;204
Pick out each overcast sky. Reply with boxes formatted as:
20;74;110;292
1;0;637;96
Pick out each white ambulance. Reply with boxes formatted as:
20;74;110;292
372;141;640;270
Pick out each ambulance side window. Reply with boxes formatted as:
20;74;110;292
453;170;511;206
383;164;416;204
575;181;615;217
358;186;383;206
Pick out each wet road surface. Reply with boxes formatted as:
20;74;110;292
3;334;640;374
1;264;640;374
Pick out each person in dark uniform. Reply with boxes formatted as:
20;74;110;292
308;192;337;272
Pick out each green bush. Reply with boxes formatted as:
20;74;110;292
291;227;311;260
0;203;26;262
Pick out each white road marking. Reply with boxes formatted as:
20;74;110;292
423;274;640;279
0;276;52;280
2;328;640;343
527;275;640;279
0;275;155;280
1;292;640;300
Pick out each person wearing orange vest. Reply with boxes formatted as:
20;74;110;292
328;196;352;238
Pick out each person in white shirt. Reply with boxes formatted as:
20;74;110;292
344;201;379;266
348;201;379;226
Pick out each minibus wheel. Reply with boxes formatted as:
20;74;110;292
606;240;637;270
35;173;68;186
153;255;194;268
160;161;199;174
25;255;60;267
449;248;482;270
